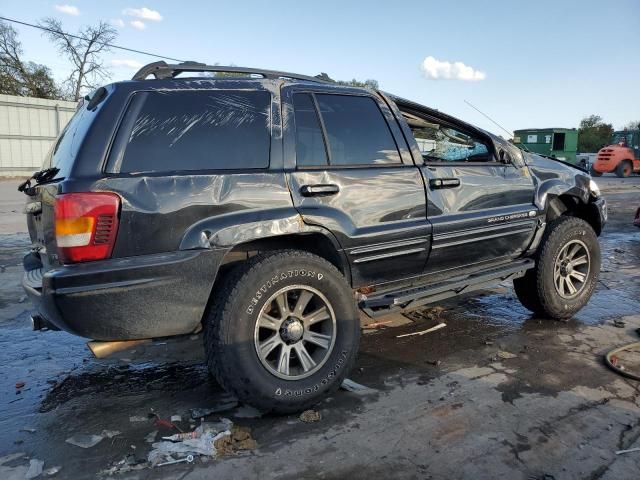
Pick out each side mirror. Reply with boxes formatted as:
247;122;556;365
499;149;512;164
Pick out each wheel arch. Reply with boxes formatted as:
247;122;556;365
546;194;603;236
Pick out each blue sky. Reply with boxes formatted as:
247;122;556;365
2;0;639;135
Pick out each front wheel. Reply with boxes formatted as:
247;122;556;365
616;160;632;178
513;216;600;319
204;250;360;413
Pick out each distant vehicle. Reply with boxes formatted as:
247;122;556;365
19;61;606;413
576;153;597;171
591;130;640;177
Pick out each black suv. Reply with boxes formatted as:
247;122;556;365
21;62;607;412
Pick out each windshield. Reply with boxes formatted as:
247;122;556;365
611;131;633;147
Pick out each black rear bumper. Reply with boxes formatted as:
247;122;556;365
23;249;225;341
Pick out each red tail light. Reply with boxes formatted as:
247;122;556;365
55;193;120;264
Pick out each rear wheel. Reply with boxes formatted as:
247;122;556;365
204;250;360;413
513;216;600;319
616;160;632;178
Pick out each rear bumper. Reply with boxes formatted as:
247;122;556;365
23;249;225;341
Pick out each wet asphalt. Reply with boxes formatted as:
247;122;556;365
0;176;639;479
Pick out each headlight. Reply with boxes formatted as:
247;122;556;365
589;179;600;197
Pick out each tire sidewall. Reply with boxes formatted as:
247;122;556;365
218;254;359;409
538;218;600;316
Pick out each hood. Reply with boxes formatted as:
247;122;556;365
523;152;588;174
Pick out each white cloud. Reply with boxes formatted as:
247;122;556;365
123;7;163;22
111;18;125;28
421;56;486;82
111;59;144;69
130;20;146;30
54;4;80;16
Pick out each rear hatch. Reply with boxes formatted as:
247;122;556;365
22;94;101;275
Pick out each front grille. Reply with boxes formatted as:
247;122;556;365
94;214;115;244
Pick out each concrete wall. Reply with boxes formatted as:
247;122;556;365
0;94;77;177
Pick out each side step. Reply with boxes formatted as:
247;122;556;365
360;259;535;318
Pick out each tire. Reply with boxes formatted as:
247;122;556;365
204;250;360;413
590;166;602;177
513;216;600;320
616;160;632;178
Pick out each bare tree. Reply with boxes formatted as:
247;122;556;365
0;20;59;98
40;18;117;101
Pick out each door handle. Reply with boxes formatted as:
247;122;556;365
300;184;340;196
429;178;460;189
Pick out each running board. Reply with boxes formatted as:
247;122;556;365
360;259;535;318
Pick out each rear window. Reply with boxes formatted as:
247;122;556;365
119;90;271;173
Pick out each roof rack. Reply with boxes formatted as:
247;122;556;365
131;61;331;84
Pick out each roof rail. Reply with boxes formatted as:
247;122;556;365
131;61;331;84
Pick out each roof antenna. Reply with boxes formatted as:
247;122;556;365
464;100;513;138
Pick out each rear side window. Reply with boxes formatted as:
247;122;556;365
119;90;271;173
315;94;400;166
44;103;96;179
293;94;328;167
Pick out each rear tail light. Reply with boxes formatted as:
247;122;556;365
55;193;120;264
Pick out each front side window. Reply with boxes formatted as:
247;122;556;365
315;94;401;166
119;90;271;173
405;113;492;163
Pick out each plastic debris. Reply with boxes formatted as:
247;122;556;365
101;430;120;439
15;382;25;390
129;415;148;422
170;415;182;423
616;447;640;455
147;419;234;466
43;466;61;476
299;410;321;423
65;434;104;448
232;405;263;419
340;379;378;395
25;459;44;479
190;399;239;419
0;453;25;466
20;428;36;433
144;430;158;443
396;322;446;338
497;351;518;360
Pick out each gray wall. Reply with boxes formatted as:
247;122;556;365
0;94;77;177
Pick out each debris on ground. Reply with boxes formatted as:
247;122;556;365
100;455;147;476
129;415;148;423
426;359;442;367
396;322;446;338
299;410;322;423
232;405;263;419
144;430;158;443
0;453;26;465
43;466;61;476
497;351;518;360
605;342;640;381
15;382;25;390
616;447;640;455
25;459;44;479
613;319;626;328
19;427;36;433
190;399;239;419
101;430;121;439
170;415;182;423
214;425;258;455
340;378;378;395
147;419;236;466
65;434;104;448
